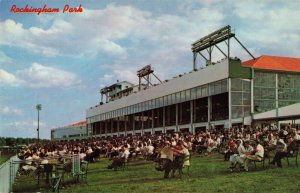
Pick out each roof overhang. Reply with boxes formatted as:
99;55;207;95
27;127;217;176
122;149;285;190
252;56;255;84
253;103;300;121
243;55;300;73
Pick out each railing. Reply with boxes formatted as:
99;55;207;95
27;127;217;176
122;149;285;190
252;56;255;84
0;155;20;193
0;154;80;193
72;154;81;180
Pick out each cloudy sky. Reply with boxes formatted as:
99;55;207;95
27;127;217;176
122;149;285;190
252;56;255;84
0;0;299;139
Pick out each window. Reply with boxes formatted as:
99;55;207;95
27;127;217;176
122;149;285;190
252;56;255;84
243;80;250;92
209;83;215;95
231;79;243;91
202;85;208;97
185;89;191;101
149;100;154;109
155;98;160;108
221;79;228;92
180;91;185;102
172;94;176;105
196;87;202;98
176;92;181;103
191;87;197;99
214;81;221;94
164;96;169;106
231;92;243;105
159;97;164;107
168;95;172;105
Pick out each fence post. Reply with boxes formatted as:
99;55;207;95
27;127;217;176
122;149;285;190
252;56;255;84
72;154;80;180
10;159;12;191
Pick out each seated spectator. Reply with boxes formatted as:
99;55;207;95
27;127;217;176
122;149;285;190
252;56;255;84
224;139;237;161
171;138;177;147
92;146;101;162
110;144;120;159
292;128;300;141
244;140;264;171
85;146;94;162
21;153;39;173
235;140;254;169
120;145;130;161
160;141;173;161
146;142;154;159
206;136;218;155
264;133;277;158
229;139;243;170
270;135;296;168
194;136;207;154
79;150;86;161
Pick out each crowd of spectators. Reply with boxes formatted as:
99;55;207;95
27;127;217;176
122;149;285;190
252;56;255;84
17;123;300;174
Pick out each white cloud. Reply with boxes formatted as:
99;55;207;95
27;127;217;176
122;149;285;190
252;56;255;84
113;69;139;84
0;69;23;86
6;121;46;128
0;120;49;138
100;74;114;82
1;2;299;87
0;8;131;58
0;106;23;116
0;4;224;60
0;63;82;88
17;63;82;88
0;19;59;57
93;5;225;85
0;51;13;64
230;0;300;57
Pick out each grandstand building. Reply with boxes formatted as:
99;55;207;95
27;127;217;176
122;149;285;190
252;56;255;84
86;26;300;137
51;121;88;141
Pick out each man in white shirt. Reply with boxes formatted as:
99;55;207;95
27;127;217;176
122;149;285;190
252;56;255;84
244;140;264;171
121;145;130;161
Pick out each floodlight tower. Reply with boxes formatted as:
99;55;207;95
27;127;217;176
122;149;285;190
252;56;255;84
137;64;162;91
191;25;255;70
36;104;42;141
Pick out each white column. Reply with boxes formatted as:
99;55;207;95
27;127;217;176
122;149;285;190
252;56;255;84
275;73;279;117
251;79;254;114
151;110;154;134
175;103;179;132
141;112;144;135
190;100;194;134
228;78;232;128
117;118;120;137
125;116;127;136
207;96;211;130
132;115;135;135
163;107;166;133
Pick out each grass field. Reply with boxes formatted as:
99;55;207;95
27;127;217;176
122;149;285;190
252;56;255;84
0;155;10;165
13;153;300;193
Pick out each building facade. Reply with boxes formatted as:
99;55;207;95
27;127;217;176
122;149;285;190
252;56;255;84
244;55;300;122
51;121;88;141
86;55;300;137
50;26;300;140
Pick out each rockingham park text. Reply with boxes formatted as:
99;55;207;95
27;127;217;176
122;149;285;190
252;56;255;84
10;4;83;15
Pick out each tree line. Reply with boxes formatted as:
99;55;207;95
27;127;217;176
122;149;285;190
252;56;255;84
0;137;49;147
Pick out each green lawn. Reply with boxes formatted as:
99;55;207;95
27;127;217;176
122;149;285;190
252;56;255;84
0;155;10;165
13;153;300;193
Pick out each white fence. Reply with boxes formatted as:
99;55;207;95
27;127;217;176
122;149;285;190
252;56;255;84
0;155;20;193
72;154;81;177
0;154;80;193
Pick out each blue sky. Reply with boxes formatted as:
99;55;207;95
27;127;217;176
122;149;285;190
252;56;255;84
0;0;299;139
